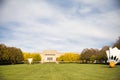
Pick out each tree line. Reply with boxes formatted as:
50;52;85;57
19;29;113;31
80;37;120;63
56;46;109;63
23;52;41;63
57;37;120;63
57;52;80;62
0;44;23;64
80;46;109;63
0;37;120;64
0;44;41;64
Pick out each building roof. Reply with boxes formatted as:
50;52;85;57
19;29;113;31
42;50;57;54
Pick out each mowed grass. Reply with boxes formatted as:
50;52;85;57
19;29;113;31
0;64;120;80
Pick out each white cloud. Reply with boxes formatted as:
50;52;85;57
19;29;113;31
78;7;92;14
0;0;120;52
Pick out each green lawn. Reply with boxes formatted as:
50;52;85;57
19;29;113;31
0;64;120;80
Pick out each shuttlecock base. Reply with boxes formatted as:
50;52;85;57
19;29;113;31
109;61;115;68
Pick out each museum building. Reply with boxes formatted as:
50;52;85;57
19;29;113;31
41;50;64;63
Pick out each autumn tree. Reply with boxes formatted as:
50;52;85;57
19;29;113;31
30;53;41;61
57;52;80;62
0;44;23;64
23;52;41;62
7;47;23;64
113;37;120;49
96;46;109;63
23;52;30;61
0;44;8;64
80;48;99;63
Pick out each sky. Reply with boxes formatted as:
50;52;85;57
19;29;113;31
0;0;120;52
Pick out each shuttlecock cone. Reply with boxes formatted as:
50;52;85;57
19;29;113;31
106;47;120;68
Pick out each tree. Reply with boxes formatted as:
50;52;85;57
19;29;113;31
0;44;24;64
113;37;120;49
23;52;30;61
80;48;99;63
57;52;80;62
30;53;41;61
23;52;41;62
96;46;109;63
0;44;9;64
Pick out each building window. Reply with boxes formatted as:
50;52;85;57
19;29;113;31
47;57;53;61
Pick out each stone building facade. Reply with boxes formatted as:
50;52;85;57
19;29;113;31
41;50;64;63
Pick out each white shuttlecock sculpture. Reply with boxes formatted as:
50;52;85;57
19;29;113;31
106;47;120;68
28;58;33;64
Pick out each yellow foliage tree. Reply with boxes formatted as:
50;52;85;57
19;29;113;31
23;52;41;61
57;52;80;62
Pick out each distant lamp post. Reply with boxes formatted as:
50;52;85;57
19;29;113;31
106;47;120;68
28;58;33;64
